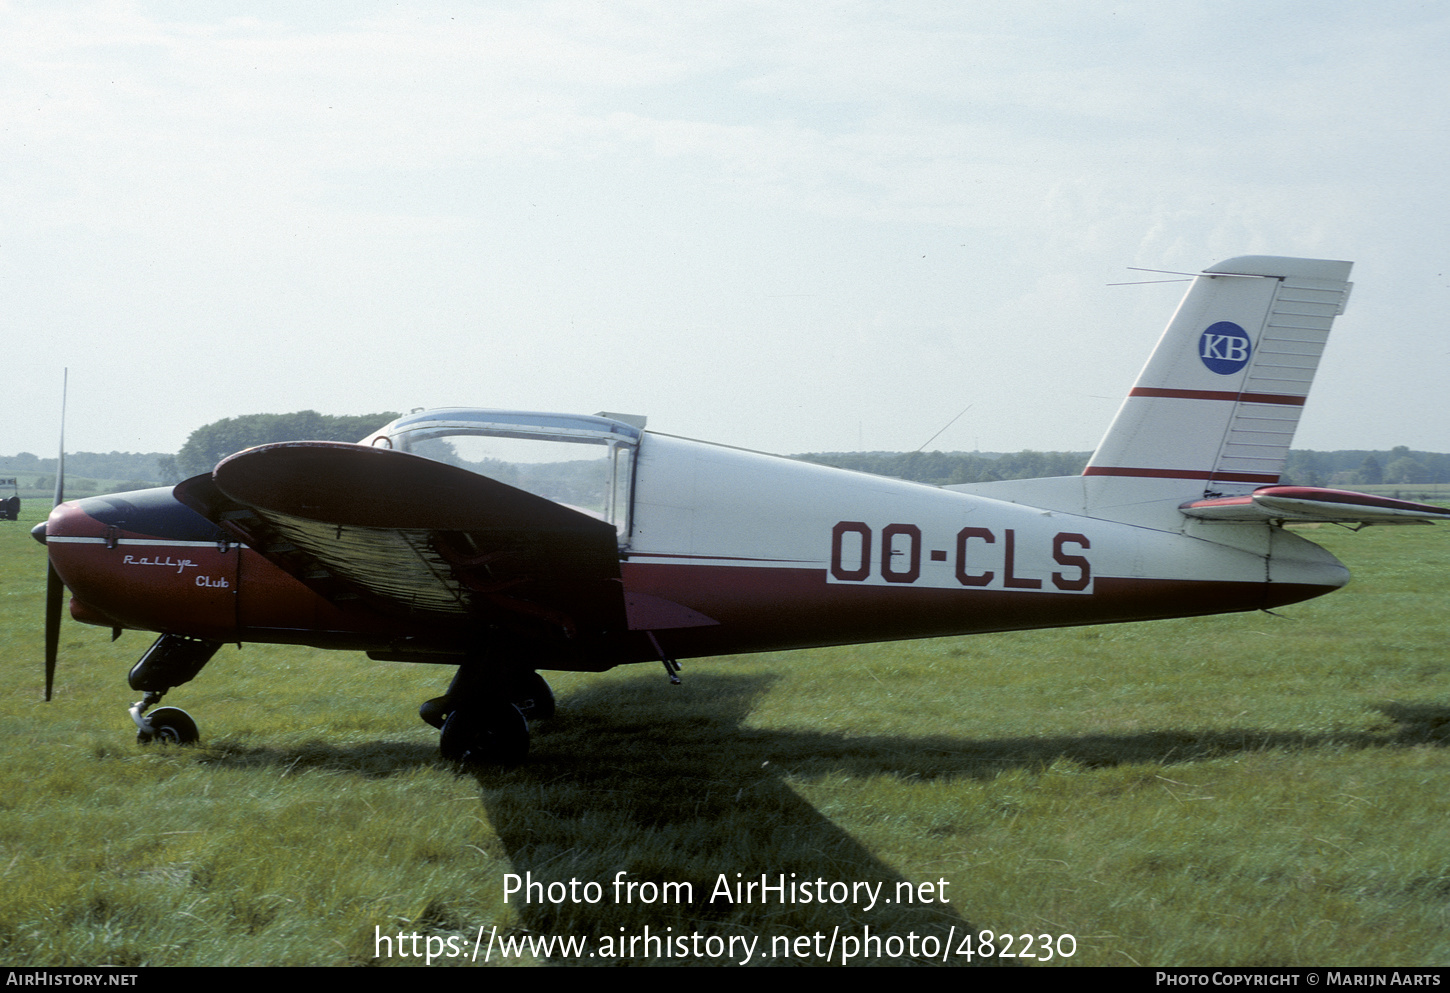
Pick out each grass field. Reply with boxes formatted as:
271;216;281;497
2;502;1447;966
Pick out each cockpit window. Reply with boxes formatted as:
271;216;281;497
359;410;639;544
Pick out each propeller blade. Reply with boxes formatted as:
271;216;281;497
44;369;67;701
45;563;62;701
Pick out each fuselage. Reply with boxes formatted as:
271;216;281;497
39;428;1348;671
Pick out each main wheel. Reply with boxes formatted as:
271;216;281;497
138;706;199;745
439;701;528;766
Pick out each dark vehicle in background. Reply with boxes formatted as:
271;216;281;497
0;477;18;521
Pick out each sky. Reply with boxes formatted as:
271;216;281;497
4;1;1450;460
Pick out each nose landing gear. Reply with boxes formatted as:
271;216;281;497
126;634;220;747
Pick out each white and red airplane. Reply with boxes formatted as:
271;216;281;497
34;255;1449;763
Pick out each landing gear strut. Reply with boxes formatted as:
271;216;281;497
127;635;220;746
421;664;553;765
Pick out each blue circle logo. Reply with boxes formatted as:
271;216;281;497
1199;321;1252;375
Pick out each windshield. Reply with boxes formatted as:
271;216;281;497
361;409;639;543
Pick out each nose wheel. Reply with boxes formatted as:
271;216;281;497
133;701;200;745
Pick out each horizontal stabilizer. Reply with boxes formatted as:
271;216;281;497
1181;486;1450;525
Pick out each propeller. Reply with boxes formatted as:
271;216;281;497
43;370;67;701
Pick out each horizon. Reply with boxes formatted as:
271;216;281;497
4;441;1448;462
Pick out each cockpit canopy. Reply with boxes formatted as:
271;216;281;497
359;409;642;543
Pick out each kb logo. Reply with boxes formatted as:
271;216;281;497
1199;321;1252;375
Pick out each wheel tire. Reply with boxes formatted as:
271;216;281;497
139;707;200;745
510;671;555;721
440;701;528;766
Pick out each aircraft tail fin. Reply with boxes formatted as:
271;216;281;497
1084;255;1353;498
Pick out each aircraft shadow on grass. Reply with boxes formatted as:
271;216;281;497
197;673;1447;964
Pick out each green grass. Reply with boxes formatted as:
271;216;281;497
7;478;163;502
2;505;1447;966
1339;482;1450;504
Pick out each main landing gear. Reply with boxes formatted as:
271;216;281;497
121;635;555;765
127;634;220;746
419;665;555;766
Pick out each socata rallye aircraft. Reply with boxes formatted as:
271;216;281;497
34;255;1450;764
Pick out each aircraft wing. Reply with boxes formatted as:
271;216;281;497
174;442;627;638
1180;486;1450;526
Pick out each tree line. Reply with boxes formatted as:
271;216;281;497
169;411;400;479
795;449;1093;486
1;411;398;485
798;447;1450;487
2;409;1448;489
0;450;173;482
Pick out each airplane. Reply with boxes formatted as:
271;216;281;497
32;255;1450;765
